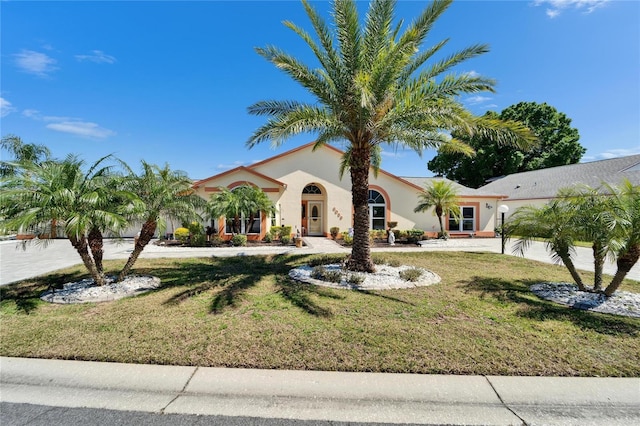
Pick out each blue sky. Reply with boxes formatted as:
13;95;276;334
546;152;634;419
2;0;638;180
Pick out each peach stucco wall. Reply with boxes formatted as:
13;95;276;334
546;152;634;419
194;144;501;238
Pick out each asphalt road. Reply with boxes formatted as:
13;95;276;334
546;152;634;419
3;402;429;426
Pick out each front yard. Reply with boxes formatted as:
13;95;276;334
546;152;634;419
1;251;639;376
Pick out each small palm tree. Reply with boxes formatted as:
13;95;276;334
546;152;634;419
508;199;586;291
414;179;460;238
603;179;640;296
565;185;615;291
118;161;205;281
247;0;536;272
208;185;275;236
0;155;127;286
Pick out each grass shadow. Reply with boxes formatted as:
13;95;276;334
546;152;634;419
0;270;87;314
275;275;344;318
464;276;639;337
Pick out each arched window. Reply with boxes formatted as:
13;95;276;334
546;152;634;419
302;184;322;194
368;189;386;230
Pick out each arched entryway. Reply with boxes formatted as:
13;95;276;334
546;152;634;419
301;183;325;236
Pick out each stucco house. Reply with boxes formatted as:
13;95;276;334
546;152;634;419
480;154;640;218
192;142;506;240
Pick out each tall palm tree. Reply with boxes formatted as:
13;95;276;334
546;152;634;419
0;155;127;286
208;185;275;236
414;179;460;238
118;161;205;281
603;179;640;296
246;0;536;272
508;200;586;291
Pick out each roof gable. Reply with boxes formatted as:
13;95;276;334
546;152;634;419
192;166;286;190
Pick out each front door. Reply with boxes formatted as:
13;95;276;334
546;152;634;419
308;201;323;236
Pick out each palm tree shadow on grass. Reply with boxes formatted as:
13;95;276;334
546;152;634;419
275;274;344;317
157;254;342;317
0;270;87;314
464;276;639;337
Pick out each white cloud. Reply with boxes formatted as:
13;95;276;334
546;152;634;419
75;50;117;64
13;50;58;77
216;161;245;170
22;109;41;119
22;107;115;139
533;0;611;18
464;70;480;78
466;95;492;105
1;97;16;117
46;121;115;139
583;148;640;161
381;149;405;159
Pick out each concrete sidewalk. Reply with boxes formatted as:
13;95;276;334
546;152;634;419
1;236;638;286
1;357;638;425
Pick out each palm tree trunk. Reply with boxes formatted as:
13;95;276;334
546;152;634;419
559;252;586;292
604;245;640;296
88;226;104;274
437;214;444;237
592;243;605;292
118;220;157;281
68;234;106;286
346;144;375;273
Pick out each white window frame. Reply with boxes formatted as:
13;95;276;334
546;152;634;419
449;206;475;232
368;190;386;230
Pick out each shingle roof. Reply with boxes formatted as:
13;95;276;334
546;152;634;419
479;155;640;200
400;176;505;197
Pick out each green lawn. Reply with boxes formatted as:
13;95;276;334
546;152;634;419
1;251;639;377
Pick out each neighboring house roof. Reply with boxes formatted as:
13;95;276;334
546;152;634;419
401;176;505;198
479;154;640;200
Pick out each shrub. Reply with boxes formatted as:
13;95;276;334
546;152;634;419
341;232;353;246
281;225;293;239
231;234;247;246
388;258;401;267
174;227;190;244
330;226;340;239
310;265;343;283
347;273;365;285
399;268;423;282
186;222;206;247
280;235;291;245
406;229;425;243
263;233;273;243
269;226;282;240
210;235;224;247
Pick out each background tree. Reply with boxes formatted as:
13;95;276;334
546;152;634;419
414;179;460;238
246;0;535;272
428;102;584;188
118;161;205;281
1;134;51;178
